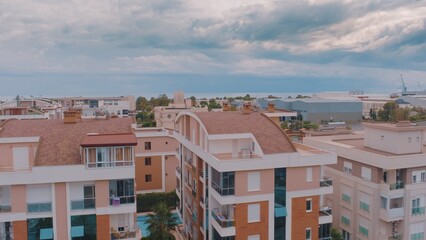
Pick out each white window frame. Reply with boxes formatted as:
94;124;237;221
248;204;260;223
361;167;371;181
305;228;312;240
306;167;313;182
344;161;352;175
247;172;261;192
306;198;312;212
247;234;260;240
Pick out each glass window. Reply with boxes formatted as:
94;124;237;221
109;179;135;205
247;172;260;192
144;142;151;150
305;228;312;240
71;215;96;240
145;158;152;166
306;199;312;212
145;175;152;182
27;218;53;240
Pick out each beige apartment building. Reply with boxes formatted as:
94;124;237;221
0;113;139;240
173;107;337;240
304;121;426;240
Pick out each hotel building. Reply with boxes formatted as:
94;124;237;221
173;109;336;240
304;121;426;240
0;113;139;240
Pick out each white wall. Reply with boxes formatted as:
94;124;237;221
69;181;95;200
27;184;52;203
364;127;423;154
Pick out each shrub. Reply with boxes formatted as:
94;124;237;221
137;191;178;213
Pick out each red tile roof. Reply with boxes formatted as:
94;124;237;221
0;118;134;166
81;133;137;147
193;111;296;154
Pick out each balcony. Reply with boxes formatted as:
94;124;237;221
0;205;11;213
27;202;52;213
86;161;134;169
176;166;181;175
388;234;403;240
71;198;96;210
109;196;135;206
380;207;404;222
389;181;405;190
320;178;333;187
212;181;234;196
319;207;332;224
212;152;261;161
83;146;135;169
212;209;235;228
110;226;139;239
412;207;425;216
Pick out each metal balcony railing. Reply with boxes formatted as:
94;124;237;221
212;209;235;228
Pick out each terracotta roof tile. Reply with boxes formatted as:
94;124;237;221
193;111;296;154
0;118;134;166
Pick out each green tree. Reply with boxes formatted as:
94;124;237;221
378;102;410;122
331;228;343;240
136;97;152;112
189;96;196;107
146;202;177;240
289;120;303;131
280;121;288;130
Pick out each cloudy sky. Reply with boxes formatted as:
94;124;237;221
1;0;425;96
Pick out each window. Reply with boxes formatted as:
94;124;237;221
411;232;425;240
145;175;152;182
380;196;388;209
306;199;312;212
248;204;260;223
144;157;152;166
422;172;426;182
360;201;370;213
248;235;260;240
305;228;312;240
144;142;151;150
109;179;135;205
343;162;352;175
13;147;29;170
71;214;96;240
27;218;53;240
247;172;260;192
306;167;312;182
0;186;11;212
359;225;368;237
411;198;424;216
361;167;371;181
410;222;424;240
341;216;350;226
342;194;351;203
342;230;351;240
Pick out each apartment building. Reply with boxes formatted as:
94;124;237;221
0;97;62;120
173;108;336;240
304;121;426;240
0;113;139;240
59;96;135;117
133;126;179;193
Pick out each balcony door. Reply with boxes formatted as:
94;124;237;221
96;148;108;167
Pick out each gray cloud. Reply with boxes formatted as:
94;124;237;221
0;0;425;94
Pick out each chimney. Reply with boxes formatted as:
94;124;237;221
243;102;251;114
223;102;229;111
267;102;275;113
64;111;78;124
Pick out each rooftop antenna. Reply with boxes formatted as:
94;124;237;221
400;74;407;93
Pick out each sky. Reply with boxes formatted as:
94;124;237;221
0;0;426;97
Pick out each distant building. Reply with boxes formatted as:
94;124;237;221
0;114;139;239
154;92;207;129
173;109;336;240
304;122;426;240
400;95;426;108
258;97;362;123
58;96;135;118
0;97;62;120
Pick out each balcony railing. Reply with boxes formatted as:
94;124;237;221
109;196;135;206
320;207;332;216
86;161;134;169
389;181;405;190
212;181;234;196
212;209;235;228
412;207;425;216
320;178;333;187
0;205;11;213
176;166;181;174
27;202;52;213
71;198;96;210
110;226;139;239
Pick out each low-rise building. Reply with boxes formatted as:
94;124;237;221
0;114;139;240
304;121;426;240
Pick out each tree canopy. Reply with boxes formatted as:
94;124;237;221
146;202;177;240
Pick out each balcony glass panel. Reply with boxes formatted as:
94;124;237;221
27;202;52;213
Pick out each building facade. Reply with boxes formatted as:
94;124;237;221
173;110;336;240
0;115;139;240
304;122;426;240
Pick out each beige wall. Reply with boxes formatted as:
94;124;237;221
135;156;162;191
291;196;319;240
235;201;269;240
11;185;26;213
0;143;37;169
165;155;178;192
286;166;320;192
135;137;177;154
55;183;68;239
235;169;274;196
95;180;110;208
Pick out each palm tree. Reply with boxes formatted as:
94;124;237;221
146;202;177;240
